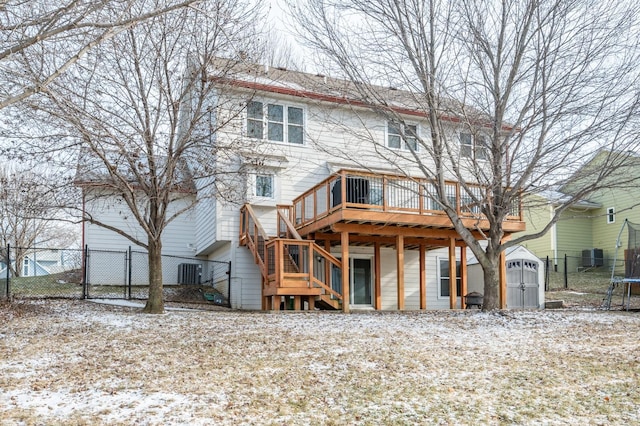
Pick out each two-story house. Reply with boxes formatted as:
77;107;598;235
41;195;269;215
81;61;528;311
192;62;526;311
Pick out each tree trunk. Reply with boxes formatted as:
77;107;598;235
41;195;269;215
143;239;164;314
482;256;501;311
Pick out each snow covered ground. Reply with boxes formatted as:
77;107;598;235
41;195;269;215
1;300;639;425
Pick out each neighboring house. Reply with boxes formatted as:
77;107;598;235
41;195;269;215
0;249;73;277
518;150;640;273
80;61;527;311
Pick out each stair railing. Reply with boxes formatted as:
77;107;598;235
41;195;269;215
239;204;269;280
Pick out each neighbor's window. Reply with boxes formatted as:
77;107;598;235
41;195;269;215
388;122;418;151
607;207;615;224
460;132;488;161
247;101;304;144
256;174;274;198
439;258;461;298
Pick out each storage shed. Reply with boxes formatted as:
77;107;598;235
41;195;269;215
467;246;545;309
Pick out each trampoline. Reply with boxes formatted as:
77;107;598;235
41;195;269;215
606;219;640;311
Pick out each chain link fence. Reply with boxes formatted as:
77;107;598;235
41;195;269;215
543;255;623;292
1;245;84;299
2;245;231;307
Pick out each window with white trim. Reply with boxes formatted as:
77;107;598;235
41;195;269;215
439;258;461;298
460;132;488;161
255;174;274;198
607;207;615;224
388;122;418;151
247;101;304;144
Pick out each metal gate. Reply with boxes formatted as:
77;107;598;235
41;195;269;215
506;259;540;309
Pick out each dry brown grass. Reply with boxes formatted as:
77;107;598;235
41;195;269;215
1;300;640;425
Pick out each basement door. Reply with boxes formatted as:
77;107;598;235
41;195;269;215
332;257;373;307
506;259;540;309
351;258;372;306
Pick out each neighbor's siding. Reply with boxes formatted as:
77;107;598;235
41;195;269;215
555;209;594;258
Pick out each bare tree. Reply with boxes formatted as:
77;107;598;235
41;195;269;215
0;165;75;277
294;0;640;309
7;0;264;313
0;0;204;110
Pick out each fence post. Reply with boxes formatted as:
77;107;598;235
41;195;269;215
545;256;550;291
82;245;88;299
5;244;10;299
128;246;132;300
564;254;568;289
227;261;232;308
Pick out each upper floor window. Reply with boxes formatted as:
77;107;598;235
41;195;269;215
388;122;418;151
460;132;488;161
247;101;304;144
607;207;615;224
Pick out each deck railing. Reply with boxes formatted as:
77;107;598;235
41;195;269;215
240;204;343;304
239;204;269;281
293;169;522;227
265;239;343;300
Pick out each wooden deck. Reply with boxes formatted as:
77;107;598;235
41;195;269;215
241;170;525;311
291;169;524;244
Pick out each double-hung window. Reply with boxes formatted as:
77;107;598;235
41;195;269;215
439;258;461;298
247;101;304;144
388;122;418;151
607;207;615;224
460;132;488;161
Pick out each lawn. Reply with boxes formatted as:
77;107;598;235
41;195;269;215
1;299;639;425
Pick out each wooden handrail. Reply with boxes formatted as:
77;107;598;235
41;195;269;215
265;238;343;302
276;205;302;240
292;169;523;227
239;204;269;280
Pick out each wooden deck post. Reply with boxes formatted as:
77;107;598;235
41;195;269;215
499;249;507;309
307;295;315;311
293;295;301;310
420;244;426;310
449;238;457;309
374;242;381;310
341;231;350;313
397;234;405;310
460;245;467;309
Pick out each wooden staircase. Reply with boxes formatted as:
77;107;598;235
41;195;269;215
239;204;343;310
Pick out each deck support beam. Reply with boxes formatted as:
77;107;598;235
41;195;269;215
397;234;405;310
460;245;467;309
374;242;381;310
420;244;426;310
449;238;457;309
499;249;507;309
341;231;350;313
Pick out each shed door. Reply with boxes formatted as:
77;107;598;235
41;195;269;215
506;259;539;309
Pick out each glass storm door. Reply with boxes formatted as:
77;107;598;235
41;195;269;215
351;258;372;305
